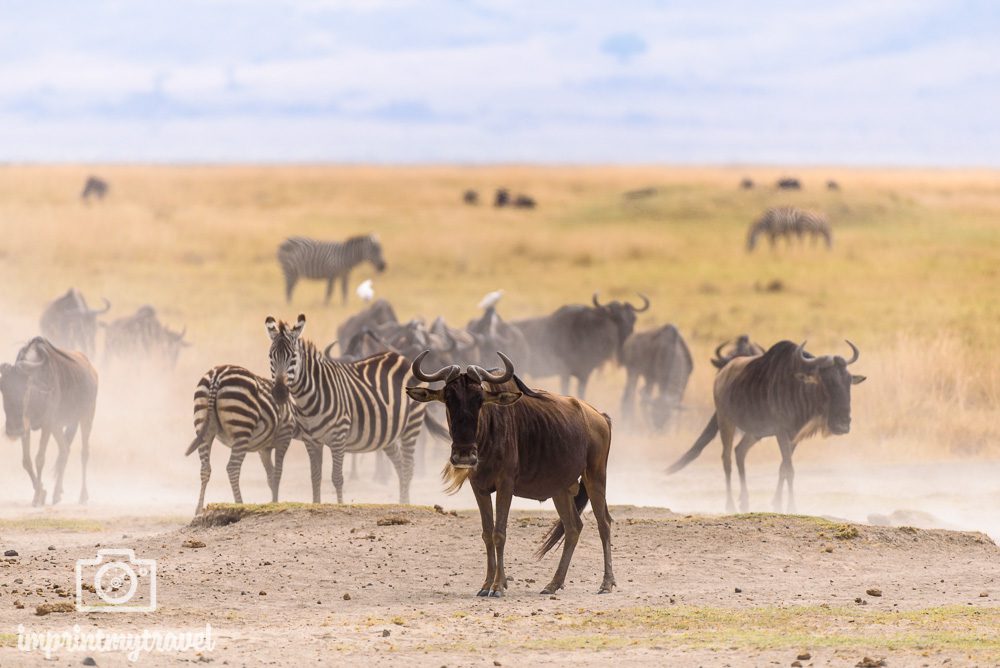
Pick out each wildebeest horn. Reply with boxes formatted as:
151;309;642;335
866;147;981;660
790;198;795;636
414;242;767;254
15;358;44;371
411;350;459;383
630;293;651;312
796;341;818;369
844;339;860;366
592;292;604;308
91;298;111;315
467;351;515;385
714;339;731;360
323;341;338;359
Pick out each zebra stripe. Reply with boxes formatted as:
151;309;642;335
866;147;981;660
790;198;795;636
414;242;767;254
186;365;303;514
266;316;423;504
747;207;831;251
277;234;386;304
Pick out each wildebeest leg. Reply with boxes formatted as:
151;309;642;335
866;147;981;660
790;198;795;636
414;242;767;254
489;484;514;597
51;426;73;505
271;437;292;502
583;474;616;594
472;488;496;596
33;431;51;507
734;433;760;512
195;438;212;515
21;434;43;507
305;440;323;503
559;376;570;396
258;449;277;502
719;419;737;513
226;447;248;504
620;370;638;425
576;373;590;400
772;433;795;513
324;277;336;304
79;416;92;504
541;489;584;594
330;446;346;503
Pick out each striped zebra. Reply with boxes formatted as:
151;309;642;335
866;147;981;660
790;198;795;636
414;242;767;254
746;207;832;251
186;365;308;514
265;314;424;504
277;234;387;305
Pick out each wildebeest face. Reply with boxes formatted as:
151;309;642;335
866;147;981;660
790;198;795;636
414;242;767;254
592;293;649;354
406;352;521;469
0;363;30;438
266;314;306;404
796;341;866;436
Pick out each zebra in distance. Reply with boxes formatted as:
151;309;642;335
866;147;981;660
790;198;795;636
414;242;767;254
265;314;425;504
277;234;387;305
186;365;303;514
746;207;832;252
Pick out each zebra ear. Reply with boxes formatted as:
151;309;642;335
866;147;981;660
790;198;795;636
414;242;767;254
265;316;279;340
291;314;307;339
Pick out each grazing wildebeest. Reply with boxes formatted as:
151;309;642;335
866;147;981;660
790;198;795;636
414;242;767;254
827;180;840;191
406;351;615;596
1;337;97;506
463;190;479;205
336;299;398;349
667;340;866;513
494;188;510;207
512;194;536;209
39;289;111;357
739;178;754;190
103;305;190;368
81;176;108;202
776;177;801;190
620;324;693;430
277;234;387;305
513;293;649;398
746;207;832;251
186;365;301;514
623;187;658;200
710;334;765;370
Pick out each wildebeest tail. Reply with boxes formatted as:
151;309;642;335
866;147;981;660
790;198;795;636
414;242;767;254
665;413;718;474
535;481;590;559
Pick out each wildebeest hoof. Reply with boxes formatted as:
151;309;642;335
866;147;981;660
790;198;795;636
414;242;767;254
598;584;615;594
476;589;490;597
540;584;561;595
488;589;503;598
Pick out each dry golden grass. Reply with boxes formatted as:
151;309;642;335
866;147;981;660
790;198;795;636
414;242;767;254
0;165;997;459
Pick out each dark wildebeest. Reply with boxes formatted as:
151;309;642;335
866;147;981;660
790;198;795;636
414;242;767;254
406;351;615;596
494;188;510;207
81;176;108;202
827;180;840;191
336;299;398;350
39;289;111;357
667;340;866;513
623;187;658;200
620;324;693;430
103;305;190;368
467;305;530;369
776;177;801;190
513;293;649;398
710;334;765;370
739;178;754;190
512;194;536;209
463;190;479;205
1;337;97;506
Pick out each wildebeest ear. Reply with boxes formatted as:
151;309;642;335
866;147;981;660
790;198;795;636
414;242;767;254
291;314;307;339
405;387;444;403
794;372;820;385
851;374;867;385
265;316;279;340
484;391;522;406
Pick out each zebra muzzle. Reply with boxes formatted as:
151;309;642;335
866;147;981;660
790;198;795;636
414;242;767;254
272;382;290;404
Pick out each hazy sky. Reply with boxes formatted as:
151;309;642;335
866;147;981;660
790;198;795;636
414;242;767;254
1;1;997;164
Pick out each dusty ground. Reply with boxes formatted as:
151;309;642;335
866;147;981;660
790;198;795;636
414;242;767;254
2;504;999;667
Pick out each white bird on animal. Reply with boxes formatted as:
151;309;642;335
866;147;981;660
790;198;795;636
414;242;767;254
478;289;504;310
356;279;374;303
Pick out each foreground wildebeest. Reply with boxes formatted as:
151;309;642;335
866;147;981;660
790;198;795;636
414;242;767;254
494;188;510;207
39;289;111;357
667;340;865;513
406;351;615;596
81;176;108;202
776;177;801;190
103;305;190;368
620;324;693;430
710;334;765;370
1;338;97;506
513;293;649;398
746;207;832;251
463;190;479;205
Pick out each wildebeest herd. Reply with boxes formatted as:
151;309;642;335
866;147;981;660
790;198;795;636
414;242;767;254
2;196;867;596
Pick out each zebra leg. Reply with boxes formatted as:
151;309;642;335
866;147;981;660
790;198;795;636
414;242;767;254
340;271;350;305
258;449;276;503
21;434;42;507
349;453;359;481
51;427;73;506
196;439;212;515
373;450;391;484
283;270;299;303
226;447;248;504
79;415;93;504
305;440;323;503
329;447;346;504
380;442;411;505
33;430;50;507
324;277;336;304
271;437;292;502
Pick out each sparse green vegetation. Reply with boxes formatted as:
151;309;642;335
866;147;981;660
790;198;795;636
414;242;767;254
0;517;104;532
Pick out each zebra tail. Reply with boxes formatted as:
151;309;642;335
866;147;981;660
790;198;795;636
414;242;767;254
186;375;220;456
